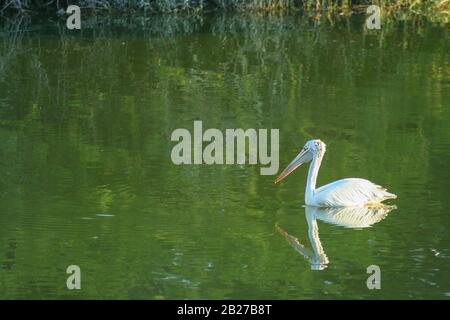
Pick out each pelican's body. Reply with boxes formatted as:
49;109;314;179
275;139;396;207
306;178;395;207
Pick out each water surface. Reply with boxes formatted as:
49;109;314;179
0;14;449;299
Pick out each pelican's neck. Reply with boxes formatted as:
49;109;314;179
306;153;323;196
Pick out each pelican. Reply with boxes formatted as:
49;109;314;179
276;205;396;270
274;139;396;207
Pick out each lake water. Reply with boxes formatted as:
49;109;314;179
0;14;449;299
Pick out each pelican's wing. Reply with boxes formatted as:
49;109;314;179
314;178;396;207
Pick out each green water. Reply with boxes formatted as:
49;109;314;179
0;14;449;299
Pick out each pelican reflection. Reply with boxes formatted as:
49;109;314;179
276;205;396;270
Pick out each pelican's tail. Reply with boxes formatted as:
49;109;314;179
386;192;397;199
381;189;397;201
374;184;397;202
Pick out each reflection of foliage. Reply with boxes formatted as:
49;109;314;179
0;14;449;298
0;14;448;206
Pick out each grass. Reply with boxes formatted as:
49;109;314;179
0;0;448;23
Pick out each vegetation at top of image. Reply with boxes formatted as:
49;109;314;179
0;0;448;23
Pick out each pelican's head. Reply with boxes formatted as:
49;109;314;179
274;139;326;184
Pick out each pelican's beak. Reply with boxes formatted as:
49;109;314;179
274;148;308;184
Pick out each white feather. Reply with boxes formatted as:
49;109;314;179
311;178;397;207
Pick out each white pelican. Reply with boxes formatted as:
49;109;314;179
274;139;396;207
276;205;396;270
